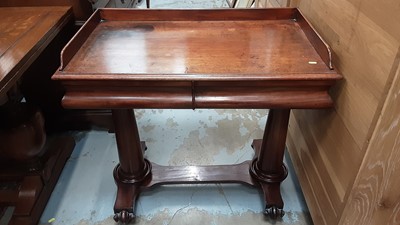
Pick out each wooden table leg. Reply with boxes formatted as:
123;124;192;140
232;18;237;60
112;109;151;224
250;109;290;219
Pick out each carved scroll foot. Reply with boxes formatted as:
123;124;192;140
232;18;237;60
250;160;287;220
265;205;285;219
114;210;135;224
113;157;151;224
250;140;288;220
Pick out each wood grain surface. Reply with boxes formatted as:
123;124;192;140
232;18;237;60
0;7;73;96
282;0;400;224
63;20;331;75
339;59;400;225
0;0;93;21
53;8;341;110
257;0;289;8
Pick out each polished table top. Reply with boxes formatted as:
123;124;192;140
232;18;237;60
54;8;341;109
64;20;332;75
0;6;72;96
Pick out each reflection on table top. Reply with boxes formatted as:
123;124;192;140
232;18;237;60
64;20;333;76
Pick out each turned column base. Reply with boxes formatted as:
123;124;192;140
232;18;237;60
250;139;288;219
113;143;152;224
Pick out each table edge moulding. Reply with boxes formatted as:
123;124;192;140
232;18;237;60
52;8;342;224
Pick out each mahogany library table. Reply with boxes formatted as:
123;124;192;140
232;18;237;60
53;8;342;223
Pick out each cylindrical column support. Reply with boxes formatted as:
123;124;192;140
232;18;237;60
112;109;148;181
257;109;290;175
250;108;290;219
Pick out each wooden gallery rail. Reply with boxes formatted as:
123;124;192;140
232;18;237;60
53;8;342;224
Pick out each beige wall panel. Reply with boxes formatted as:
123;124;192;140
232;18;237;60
331;15;398;147
294;0;368;148
285;0;400;224
310;0;361;46
287;140;329;225
269;0;281;7
260;0;280;8
289;0;300;7
298;0;399;149
359;0;400;41
257;0;288;8
290;115;342;217
257;0;267;7
294;109;362;202
339;62;400;225
255;1;400;224
287;113;340;225
336;12;398;100
276;0;288;7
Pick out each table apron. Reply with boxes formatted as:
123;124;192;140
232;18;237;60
61;87;333;109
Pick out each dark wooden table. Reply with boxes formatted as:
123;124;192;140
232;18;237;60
0;7;73;97
0;1;93;22
0;7;75;225
53;8;341;224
